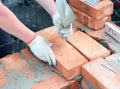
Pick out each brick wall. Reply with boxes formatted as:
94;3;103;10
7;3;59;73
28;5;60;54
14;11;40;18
70;0;113;30
1;26;118;89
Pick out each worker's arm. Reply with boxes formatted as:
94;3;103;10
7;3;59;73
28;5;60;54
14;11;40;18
35;0;57;16
0;2;35;43
35;0;73;40
0;2;56;66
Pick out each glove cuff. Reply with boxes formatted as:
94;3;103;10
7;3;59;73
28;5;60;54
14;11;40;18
26;34;37;44
52;12;60;21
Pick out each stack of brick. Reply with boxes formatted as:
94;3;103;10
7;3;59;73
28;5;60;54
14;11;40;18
69;0;113;30
0;26;112;89
68;1;120;88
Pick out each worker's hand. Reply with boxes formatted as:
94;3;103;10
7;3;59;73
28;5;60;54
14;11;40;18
52;12;73;40
28;34;56;66
58;23;73;40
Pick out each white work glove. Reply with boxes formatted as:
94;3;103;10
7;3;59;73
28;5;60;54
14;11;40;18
58;23;73;40
52;12;73;40
28;34;56;66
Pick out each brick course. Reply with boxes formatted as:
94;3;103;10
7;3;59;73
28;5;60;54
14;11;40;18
68;31;110;61
71;7;111;30
70;0;113;20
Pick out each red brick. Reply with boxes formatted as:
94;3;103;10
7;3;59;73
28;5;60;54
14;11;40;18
37;26;77;41
21;48;40;64
68;31;110;61
51;38;88;80
71;7;111;30
21;48;35;59
85;28;106;41
1;53;36;78
72;20;82;29
82;57;120;89
69;0;113;20
37;26;60;41
0;53;79;89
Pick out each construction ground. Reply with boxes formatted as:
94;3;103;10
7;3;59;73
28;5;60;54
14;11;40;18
0;0;120;89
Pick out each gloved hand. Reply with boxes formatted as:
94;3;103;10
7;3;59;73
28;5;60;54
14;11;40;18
52;12;73;40
28;34;56;66
58;23;73;40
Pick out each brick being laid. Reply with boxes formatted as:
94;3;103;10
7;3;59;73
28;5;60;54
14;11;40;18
68;31;110;61
82;55;120;89
0;52;79;89
23;26;88;80
69;0;113;20
51;38;88;80
71;7;111;30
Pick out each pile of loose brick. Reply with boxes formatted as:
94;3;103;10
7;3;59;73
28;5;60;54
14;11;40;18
0;0;120;89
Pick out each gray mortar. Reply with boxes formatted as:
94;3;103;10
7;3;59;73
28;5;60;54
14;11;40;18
100;33;120;53
105;54;120;71
82;78;96;89
0;52;53;89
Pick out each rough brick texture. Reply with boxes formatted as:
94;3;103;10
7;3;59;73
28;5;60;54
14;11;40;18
85;28;106;41
51;38;88;80
71;7;111;30
37;26;60;41
68;31;110;61
69;0;113;20
82;57;120;89
0;53;79;89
